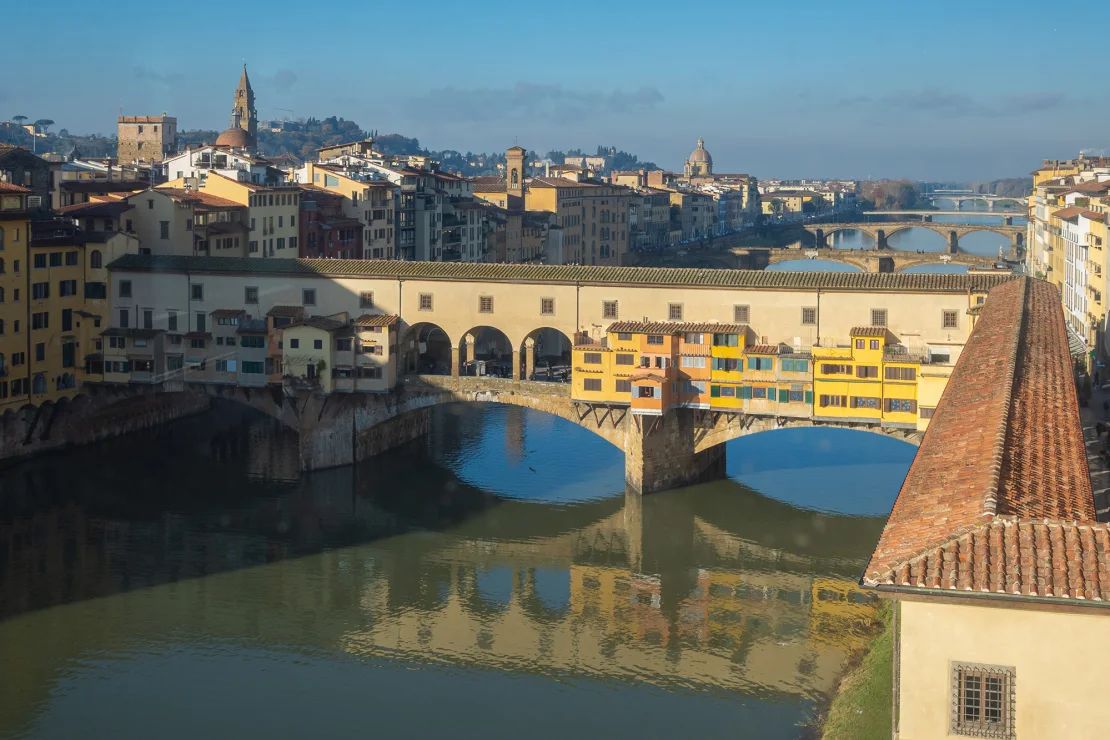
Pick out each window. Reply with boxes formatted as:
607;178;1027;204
303;289;316;306
336;338;352;351
33;253;45;269
646;335;664;345
819;394;848;408
712;333;739;347
191;283;203;301
119;280;132;298
602;300;618;319
583;378;602;392
748;356;773;371
920;406;936;419
583;352;602;365
781;358;809;373
615;379;631;393
240;335;265;348
313;339;323;350
637;386;656;398
821;363;852;375
31;312;49;330
850;396;881;409
801;307;817;325
118;309;129;328
734;305;750;323
360;291;374;309
952;663;1014;738
160;221;169;239
242;361;265;374
712;357;740;372
65;251;78;266
245;286;259;304
683;333;703;345
195;312;205;332
90;250;102;268
540;297;554;315
885;398;917;413
856;365;878;379
49;252;62;267
943;310;959;329
142;309;153;330
680;356;706;369
167;310;178;332
59;280;77;297
870;308;888;327
32;282;48;300
885;366;916;381
419;293;433;311
870;339;880;350
855;339;865;349
615;353;634;366
667;303;683;321
751;386;768;399
479;296;493;313
617;332;632;341
35;343;44;361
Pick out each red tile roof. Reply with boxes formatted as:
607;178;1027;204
607;321;747;335
355;313;399;327
849;326;888;337
863;278;1103;604
0;182;31;194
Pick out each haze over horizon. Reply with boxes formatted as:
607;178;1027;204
4;0;1107;181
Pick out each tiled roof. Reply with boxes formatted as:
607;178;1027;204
266;305;305;319
0;182;31;194
608;321;748;335
152;188;244;209
849;326;888;337
355;313;399;327
58;200;132;217
746;344;781;355
107;254;1016;293
1053;206;1106;222
60;181;146;194
292;316;348;332
863;278;1101;605
210;308;246;318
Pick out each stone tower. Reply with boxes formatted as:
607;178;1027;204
505;146;526;204
232;64;258;148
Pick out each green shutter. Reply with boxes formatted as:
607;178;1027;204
710;385;721;398
805;390;814;404
778;388;789;403
740;386;752;399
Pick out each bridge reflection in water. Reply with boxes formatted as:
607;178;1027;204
0;403;894;737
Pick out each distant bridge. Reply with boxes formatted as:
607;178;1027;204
861;211;1025;226
745;247;1004;274
924;193;1026;210
804;221;1024;253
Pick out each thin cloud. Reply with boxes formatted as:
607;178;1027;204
406;82;664;123
832;87;1067;117
133;66;185;86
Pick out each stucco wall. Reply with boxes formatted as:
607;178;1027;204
898;598;1110;739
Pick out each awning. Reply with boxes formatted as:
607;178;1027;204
1066;323;1088;358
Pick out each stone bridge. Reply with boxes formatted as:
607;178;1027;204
925;194;1026;210
804;221;1024;253
741;247;1003;273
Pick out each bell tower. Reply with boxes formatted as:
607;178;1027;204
232;64;258;148
505;146;526;204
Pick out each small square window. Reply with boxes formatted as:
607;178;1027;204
360;291;374;309
801;307;817;325
479;296;493;313
540;297;554;315
245;286;259;304
313;339;323;350
668;303;683;321
951;663;1014;738
191;283;203;301
871;308;888;327
734;305;750;324
419;293;433;311
303;289;316;306
603;300;618;320
943;310;959;329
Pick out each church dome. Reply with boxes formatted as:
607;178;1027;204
215;127;252;149
688;137;712;165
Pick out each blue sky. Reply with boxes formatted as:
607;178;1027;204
3;0;1107;180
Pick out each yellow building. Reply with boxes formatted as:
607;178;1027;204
302;162;395;259
190;172;301;258
0;184;31;411
26;220;85;404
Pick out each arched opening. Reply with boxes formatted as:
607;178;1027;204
90;250;103;269
826;228;876;250
403;322;452;375
522;327;572;382
459;325;513;378
520;567;571;622
31;373;46;395
884;226;947;253
957;228;1011;258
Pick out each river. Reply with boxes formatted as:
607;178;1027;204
0;402;915;739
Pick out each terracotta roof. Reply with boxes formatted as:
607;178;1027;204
471;176;506;193
0;182;31;194
746;344;781;355
107;254;1016;294
58;200;132;217
1068;179;1110;194
355;313;399;327
850;326;888;337
210;308;246;318
144;188;244;209
266;305;306;319
608;321;748;335
1052;206;1106;223
528;177;600;189
291;316;348;333
863;278;1102;604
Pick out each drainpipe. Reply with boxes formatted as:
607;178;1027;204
815;288;822;347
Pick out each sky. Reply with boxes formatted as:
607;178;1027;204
3;0;1108;181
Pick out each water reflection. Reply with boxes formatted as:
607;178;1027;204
0;403;898;739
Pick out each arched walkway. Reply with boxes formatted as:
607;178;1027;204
403;322;453;375
883;226;949;252
522;327;572;382
459;325;514;378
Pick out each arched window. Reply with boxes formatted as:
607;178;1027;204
0;286;4;303
511;169;518;187
32;373;45;395
0;226;5;250
0;353;5;372
0;257;5;274
90;250;103;269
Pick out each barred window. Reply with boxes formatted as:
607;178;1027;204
920;406;936;419
668;303;683;321
801;307;817;325
871;308;888;327
734;304;750;324
479;296;493;313
360;291;374;309
541;297;554;315
603;300;618;319
943;310;959;329
419;293;433;311
952;663;1015;738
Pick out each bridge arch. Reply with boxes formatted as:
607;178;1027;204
881;225;949;251
691;417;921;456
459;325;515;377
817;225;878;248
522;326;573;381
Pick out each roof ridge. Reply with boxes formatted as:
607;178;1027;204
983;277;1030;517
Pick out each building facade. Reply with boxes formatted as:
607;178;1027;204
116;115;178;166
